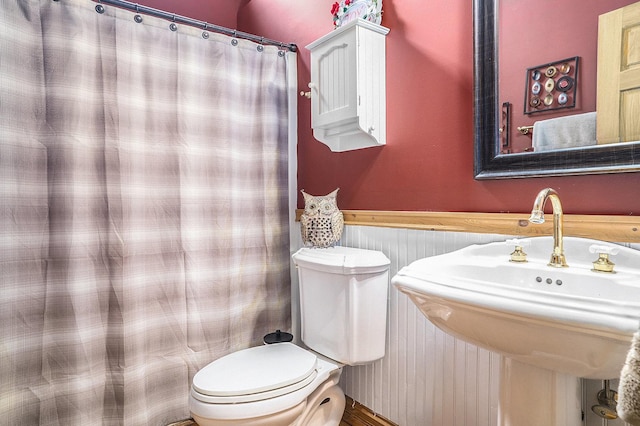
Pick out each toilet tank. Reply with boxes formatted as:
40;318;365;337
292;246;390;365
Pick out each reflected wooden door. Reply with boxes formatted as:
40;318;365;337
597;1;640;144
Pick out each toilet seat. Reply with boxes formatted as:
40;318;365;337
190;352;342;423
192;343;318;404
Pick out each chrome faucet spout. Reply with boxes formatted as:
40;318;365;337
528;188;568;267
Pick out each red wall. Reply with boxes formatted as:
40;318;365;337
140;0;640;215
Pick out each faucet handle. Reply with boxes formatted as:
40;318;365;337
507;238;531;247
589;244;619;273
588;244;620;256
506;239;530;263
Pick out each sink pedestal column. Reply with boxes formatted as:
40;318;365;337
499;358;583;426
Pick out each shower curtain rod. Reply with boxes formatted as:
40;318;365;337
93;0;298;52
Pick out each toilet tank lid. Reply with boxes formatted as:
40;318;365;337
293;246;390;274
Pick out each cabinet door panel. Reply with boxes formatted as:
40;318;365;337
312;31;358;129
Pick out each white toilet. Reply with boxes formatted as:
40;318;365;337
189;246;391;426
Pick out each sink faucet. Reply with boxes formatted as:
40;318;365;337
529;188;568;267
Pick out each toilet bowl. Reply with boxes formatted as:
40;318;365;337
189;343;345;426
190;246;390;426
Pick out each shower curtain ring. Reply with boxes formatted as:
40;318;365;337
135;3;139;12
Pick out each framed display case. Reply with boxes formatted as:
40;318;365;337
524;56;579;114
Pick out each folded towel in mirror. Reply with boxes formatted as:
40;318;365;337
532;111;597;152
619;330;640;425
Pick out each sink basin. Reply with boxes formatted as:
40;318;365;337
392;236;640;379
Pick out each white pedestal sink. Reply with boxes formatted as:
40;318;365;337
392;236;640;426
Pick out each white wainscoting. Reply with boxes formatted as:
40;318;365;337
290;224;638;426
338;225;506;426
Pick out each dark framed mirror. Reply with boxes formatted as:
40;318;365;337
473;0;640;179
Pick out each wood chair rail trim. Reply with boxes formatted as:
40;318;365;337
296;210;640;243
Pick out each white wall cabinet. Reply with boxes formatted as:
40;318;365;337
306;19;389;152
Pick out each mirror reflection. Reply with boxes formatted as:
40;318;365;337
498;0;639;155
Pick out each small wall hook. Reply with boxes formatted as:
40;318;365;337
300;82;315;99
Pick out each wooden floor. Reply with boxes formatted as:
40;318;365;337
341;396;397;426
168;396;397;426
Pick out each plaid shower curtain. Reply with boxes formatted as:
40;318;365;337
0;0;292;424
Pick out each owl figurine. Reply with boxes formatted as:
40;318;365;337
300;188;344;248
